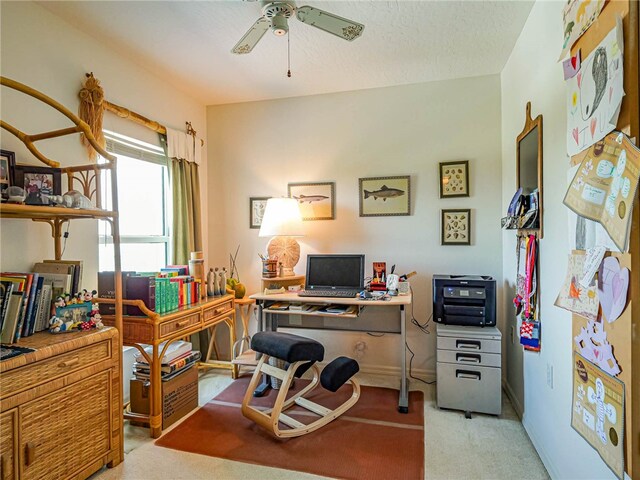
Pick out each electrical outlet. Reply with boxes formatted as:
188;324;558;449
547;363;554;389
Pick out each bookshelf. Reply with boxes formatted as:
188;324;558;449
0;76;124;475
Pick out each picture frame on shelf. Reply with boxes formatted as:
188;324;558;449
250;197;270;229
55;301;92;324
13;164;62;205
288;182;335;220
359;175;410;217
0;150;16;200
439;160;469;198
441;209;471;245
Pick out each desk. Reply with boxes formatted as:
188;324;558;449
249;292;412;413
101;294;236;438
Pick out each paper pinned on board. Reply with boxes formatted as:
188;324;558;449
566;22;624;156
559;0;605;60
574;320;621;376
564;131;640;252
597;256;630;323
579;245;606;287
554;252;599;321
563;50;581;80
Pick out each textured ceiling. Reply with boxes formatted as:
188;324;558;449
40;1;534;106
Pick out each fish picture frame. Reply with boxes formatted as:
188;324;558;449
288;182;335;220
359;176;410;217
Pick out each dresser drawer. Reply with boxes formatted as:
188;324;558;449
1;340;111;398
437;349;501;368
159;312;200;338
203;299;234;324
437;336;501;354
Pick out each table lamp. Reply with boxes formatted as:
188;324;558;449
259;197;305;276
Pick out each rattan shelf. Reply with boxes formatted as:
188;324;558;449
0;203;118;220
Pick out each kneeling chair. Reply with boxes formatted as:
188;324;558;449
241;331;360;438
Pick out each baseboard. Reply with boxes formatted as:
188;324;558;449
503;379;524;419
357;363;436;383
522;415;559;479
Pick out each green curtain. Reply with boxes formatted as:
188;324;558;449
159;134;203;265
170;157;202;265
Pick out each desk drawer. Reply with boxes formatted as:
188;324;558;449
437;350;501;368
1;340;111;398
437;336;501;354
159;312;200;339
203;300;234;323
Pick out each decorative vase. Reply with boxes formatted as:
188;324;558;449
206;268;215;297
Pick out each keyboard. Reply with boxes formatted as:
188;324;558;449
298;290;359;298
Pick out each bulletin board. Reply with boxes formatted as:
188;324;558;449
568;0;639;477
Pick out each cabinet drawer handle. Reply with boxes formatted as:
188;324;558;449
58;357;80;368
175;320;190;328
456;340;481;350
456;353;481;363
25;442;36;466
456;369;481;381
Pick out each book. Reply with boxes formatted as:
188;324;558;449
43;260;83;296
135;340;192;365
133;360;197;382
35;284;53;333
97;271;134;316
1;274;32;341
0;291;24;344
0;282;15;330
24;275;44;336
134;351;202;374
33;272;72;304
125;275;156;316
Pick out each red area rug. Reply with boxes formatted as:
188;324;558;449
155;376;424;480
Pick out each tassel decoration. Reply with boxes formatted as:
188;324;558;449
78;72;106;162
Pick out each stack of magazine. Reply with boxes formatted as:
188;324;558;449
133;340;201;382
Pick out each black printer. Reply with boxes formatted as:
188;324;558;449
432;275;496;327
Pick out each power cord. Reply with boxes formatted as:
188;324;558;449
405;340;436;385
60;221;70;257
409;286;432;334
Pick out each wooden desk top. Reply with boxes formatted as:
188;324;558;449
249;292;412;306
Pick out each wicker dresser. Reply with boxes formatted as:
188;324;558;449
0;327;122;480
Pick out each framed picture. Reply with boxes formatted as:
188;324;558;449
288;182;335;220
13;165;62;205
0;150;16;199
250;197;270;229
55;302;92;324
441;209;471;245
359;176;410;217
439;160;469;198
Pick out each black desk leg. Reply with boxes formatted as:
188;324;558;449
253;301;272;397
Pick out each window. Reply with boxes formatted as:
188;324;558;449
98;131;170;272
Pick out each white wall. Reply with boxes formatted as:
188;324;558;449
0;2;208;281
207;75;503;375
501;1;616;478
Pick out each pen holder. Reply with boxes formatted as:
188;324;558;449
262;259;278;278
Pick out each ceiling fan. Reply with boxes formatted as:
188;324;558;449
231;1;364;54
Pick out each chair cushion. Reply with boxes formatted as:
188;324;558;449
252;331;324;363
321;356;359;392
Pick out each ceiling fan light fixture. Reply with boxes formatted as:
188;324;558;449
271;15;288;36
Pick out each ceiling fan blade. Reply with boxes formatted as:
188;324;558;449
231;17;270;54
296;6;364;41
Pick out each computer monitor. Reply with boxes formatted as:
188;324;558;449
305;254;365;290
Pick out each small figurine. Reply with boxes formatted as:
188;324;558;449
54;296;66;308
213;267;220;296
218;268;228;296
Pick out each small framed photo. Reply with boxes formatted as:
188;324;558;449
0;150;16;199
288;182;335;220
55;302;92;324
359;176;410;217
13;164;62;205
439;160;469;198
441;209;471;245
250;197;270;229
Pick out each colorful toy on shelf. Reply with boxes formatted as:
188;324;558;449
49;288;103;333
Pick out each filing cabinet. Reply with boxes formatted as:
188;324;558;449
436;324;502;416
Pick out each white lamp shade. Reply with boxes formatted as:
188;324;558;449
258;197;305;237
